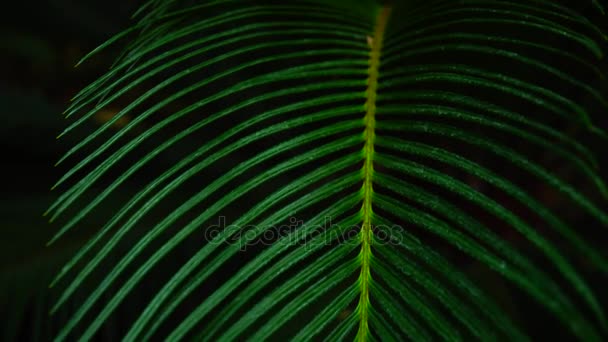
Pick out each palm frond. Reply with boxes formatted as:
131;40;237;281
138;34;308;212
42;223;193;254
49;0;608;340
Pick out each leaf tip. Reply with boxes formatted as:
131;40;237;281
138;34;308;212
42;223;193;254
46;233;60;246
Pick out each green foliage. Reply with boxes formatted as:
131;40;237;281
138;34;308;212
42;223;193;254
49;0;608;340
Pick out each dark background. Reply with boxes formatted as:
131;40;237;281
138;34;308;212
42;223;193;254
0;1;140;340
1;1;608;341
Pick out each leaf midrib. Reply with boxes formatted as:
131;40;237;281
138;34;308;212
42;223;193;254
357;5;391;341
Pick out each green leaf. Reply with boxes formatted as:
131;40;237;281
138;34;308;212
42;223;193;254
50;0;608;341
